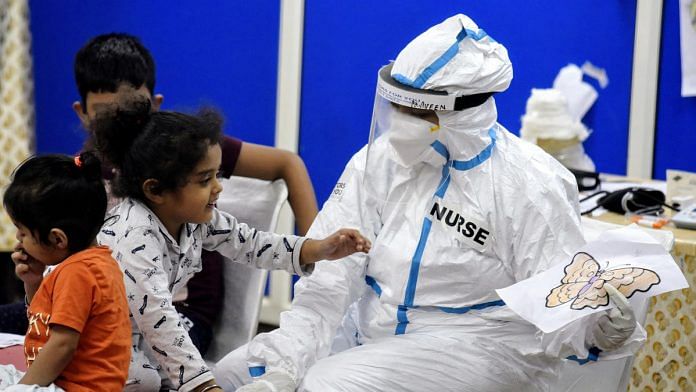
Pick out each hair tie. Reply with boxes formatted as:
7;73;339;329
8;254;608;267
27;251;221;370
74;156;83;168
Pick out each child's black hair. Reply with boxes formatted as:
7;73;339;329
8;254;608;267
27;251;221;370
91;93;223;200
74;33;155;106
3;152;107;252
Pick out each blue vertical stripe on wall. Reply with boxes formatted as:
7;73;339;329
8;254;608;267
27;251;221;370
299;1;637;206
29;1;280;155
653;0;696;180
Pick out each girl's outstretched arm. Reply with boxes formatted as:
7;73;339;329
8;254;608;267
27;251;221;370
299;228;371;265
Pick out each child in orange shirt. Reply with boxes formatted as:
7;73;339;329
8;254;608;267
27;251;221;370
0;152;131;392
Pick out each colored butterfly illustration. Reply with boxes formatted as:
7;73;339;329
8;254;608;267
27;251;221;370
545;252;661;310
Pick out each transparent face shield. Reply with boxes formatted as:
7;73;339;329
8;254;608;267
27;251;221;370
367;64;457;146
362;64;458;205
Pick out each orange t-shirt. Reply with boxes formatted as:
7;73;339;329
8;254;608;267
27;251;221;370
24;246;131;391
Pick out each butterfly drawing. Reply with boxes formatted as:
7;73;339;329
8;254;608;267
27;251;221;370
545;252;661;310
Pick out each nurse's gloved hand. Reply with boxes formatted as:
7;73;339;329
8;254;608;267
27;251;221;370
590;284;636;351
235;371;296;392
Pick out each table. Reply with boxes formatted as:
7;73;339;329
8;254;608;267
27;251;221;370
0;345;26;372
592;211;696;391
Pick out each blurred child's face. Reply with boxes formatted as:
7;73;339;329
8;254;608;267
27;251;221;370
159;143;223;230
73;84;161;128
12;220;63;265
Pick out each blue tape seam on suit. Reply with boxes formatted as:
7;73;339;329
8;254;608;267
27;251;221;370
395;127;498;334
566;347;602;365
392;27;492;89
248;365;266;377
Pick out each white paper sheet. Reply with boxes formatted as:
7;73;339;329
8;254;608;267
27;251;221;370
553;64;598;121
680;0;696;97
0;333;24;348
497;226;688;333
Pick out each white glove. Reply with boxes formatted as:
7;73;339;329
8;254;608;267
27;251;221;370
236;371;296;392
590;284;636;351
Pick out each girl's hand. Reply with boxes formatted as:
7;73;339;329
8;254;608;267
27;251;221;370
12;242;45;288
300;229;371;265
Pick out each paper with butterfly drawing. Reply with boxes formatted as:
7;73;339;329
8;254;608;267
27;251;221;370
496;226;688;333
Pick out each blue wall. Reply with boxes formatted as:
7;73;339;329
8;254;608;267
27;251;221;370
33;2;694;209
653;0;696;180
299;1;637;205
30;1;280;154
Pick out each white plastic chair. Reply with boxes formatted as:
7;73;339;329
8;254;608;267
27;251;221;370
204;176;288;363
551;217;674;391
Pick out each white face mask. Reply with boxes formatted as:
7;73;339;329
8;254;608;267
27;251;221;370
387;109;439;167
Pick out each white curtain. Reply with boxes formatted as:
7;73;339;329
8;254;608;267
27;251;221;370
681;0;696;96
0;0;34;251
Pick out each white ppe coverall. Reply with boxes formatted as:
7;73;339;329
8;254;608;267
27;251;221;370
215;13;643;392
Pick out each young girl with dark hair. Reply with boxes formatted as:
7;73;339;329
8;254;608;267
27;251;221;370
70;33;320;359
1;152;130;391
91;95;370;392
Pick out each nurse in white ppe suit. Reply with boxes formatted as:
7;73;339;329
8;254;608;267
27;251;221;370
215;14;643;392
